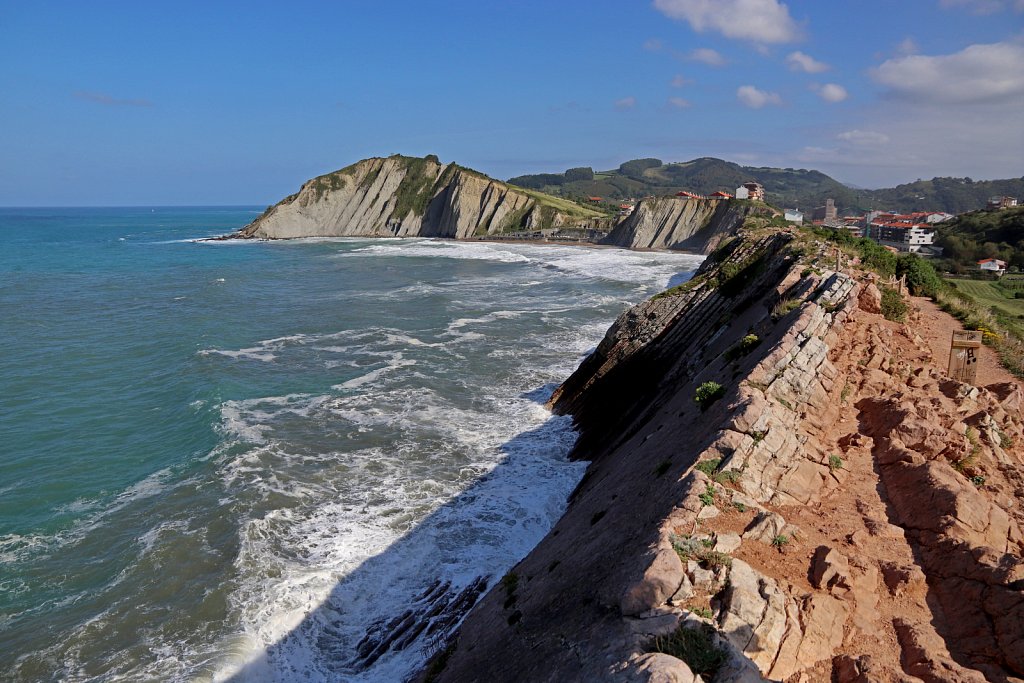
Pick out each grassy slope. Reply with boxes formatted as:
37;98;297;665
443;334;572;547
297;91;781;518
948;279;1024;335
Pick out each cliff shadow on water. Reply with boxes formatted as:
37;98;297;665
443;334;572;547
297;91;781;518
221;396;585;682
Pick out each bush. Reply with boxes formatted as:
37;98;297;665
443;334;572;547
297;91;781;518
694;381;726;410
725;333;761;361
896;254;944;297
880;288;908;322
649;624;726;680
695;458;722;477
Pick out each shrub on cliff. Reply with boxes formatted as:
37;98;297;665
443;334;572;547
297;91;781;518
725;333;760;361
649;623;726;680
694;381;725;410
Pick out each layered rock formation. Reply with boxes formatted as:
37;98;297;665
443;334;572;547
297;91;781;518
601;196;768;252
420;228;1024;682
229;156;604;240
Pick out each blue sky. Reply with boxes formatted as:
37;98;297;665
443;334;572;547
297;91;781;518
1;0;1022;205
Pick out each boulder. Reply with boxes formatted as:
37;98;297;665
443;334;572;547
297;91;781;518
858;283;882;314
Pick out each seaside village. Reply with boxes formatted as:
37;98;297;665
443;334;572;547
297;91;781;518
604;183;1020;274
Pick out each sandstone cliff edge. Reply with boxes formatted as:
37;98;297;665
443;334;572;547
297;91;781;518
419;228;1024;682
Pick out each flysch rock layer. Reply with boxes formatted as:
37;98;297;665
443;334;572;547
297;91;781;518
601;195;763;252
230;156;590;241
235;156;528;239
227;155;758;252
419;228;1024;683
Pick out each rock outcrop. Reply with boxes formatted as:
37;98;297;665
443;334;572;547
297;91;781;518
601;196;766;252
419;227;1024;683
229;155;605;240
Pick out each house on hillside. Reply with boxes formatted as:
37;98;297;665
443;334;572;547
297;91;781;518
709;191;733;200
587;196;603;202
924;212;954;223
978;258;1007;275
676;190;705;199
988;196;1018;210
736;181;764;201
784;209;803;224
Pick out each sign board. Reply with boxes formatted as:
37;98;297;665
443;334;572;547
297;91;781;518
948;330;983;384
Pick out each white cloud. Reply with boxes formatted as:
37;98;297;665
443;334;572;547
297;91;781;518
614;96;637;110
667;96;691;109
939;0;1023;14
654;0;801;43
815;83;849;103
837;130;890;145
786;51;829;73
671;74;692;87
872;41;1024;103
736;85;782;108
688;47;727;66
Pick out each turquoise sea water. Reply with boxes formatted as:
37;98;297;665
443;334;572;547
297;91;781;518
0;207;703;681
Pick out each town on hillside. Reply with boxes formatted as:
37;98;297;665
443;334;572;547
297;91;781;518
604;182;1019;275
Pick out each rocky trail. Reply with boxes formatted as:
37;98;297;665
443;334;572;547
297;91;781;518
420;230;1024;683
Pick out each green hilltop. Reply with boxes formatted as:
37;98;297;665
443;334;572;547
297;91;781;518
508;157;1024;215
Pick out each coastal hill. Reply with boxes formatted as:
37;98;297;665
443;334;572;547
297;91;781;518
230;155;608;240
415;226;1024;682
509;157;1024;215
227;154;764;253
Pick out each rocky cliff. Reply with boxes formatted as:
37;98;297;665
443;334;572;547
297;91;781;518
229;155;605;240
601;196;769;252
419;228;1024;682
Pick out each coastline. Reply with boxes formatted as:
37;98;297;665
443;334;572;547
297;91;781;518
419;227;1024;682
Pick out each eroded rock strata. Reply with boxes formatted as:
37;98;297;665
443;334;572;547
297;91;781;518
601;195;763;252
228;156;602;241
422;228;1024;682
225;155;759;253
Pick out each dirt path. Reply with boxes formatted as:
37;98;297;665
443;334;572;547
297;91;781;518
911;295;1020;388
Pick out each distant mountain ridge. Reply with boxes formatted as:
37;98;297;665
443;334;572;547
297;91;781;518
508;157;1024;215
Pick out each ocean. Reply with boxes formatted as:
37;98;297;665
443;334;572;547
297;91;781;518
0;207;703;681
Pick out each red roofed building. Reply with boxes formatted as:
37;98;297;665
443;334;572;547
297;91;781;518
978;258;1007;275
587;196;603;202
709;191;733;199
867;215;936;253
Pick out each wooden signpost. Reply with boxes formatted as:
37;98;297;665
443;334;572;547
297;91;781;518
948;330;983;384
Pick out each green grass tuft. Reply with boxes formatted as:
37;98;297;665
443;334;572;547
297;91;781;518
649;624;727;680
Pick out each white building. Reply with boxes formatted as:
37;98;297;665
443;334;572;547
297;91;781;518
784;209;803;224
978;258;1007;275
735;186;749;200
